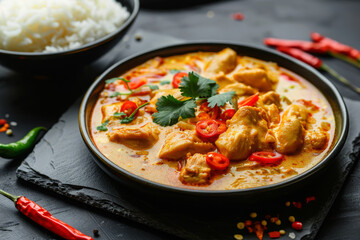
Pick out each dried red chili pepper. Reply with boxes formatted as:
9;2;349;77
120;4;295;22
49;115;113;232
264;38;328;53
311;32;353;55
306;196;316;203
232;13;244;21
268;231;281;238
276;46;360;94
293;201;302;209
0;189;93;240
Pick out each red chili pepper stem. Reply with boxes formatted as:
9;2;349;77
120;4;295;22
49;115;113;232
328;51;360;69
0;189;20;203
320;64;360;94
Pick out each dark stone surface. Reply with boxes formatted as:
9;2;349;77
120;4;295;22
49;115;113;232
1;0;360;239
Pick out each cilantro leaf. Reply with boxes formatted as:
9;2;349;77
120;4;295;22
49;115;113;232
96;120;109;131
114;112;127;118
105;78;118;84
179;72;218;98
207;91;236;108
153;96;196;126
110;91;131;97
120;116;135;124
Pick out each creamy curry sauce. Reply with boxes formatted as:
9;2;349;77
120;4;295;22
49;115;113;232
90;48;335;190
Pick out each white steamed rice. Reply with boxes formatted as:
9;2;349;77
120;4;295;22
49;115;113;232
0;0;130;53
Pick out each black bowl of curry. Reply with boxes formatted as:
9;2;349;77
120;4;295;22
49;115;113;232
79;42;348;198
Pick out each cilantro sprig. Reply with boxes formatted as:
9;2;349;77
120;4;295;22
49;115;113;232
153;72;235;126
96;120;109;131
113;102;149;124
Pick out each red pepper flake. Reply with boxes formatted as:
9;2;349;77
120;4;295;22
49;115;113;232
293;201;302;209
268;231;281;238
264;214;271;220
306;196;316;203
0;119;10;132
253;221;266;240
244;219;252;226
292;221;303;231
0;119;6;126
232;12;244;21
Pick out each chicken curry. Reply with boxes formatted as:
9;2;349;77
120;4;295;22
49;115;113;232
90;48;335;190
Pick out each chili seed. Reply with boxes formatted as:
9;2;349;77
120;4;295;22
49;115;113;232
206;10;215;18
135;35;142;41
275;219;281;225
261;220;267;226
270;217;276;223
233;234;243;240
250;212;257;218
237;222;245;230
285;201;291;207
279;230;286;235
289;232;296;239
6;129;13;136
288;216;295;222
93;229;99;237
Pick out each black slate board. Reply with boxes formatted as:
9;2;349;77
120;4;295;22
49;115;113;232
16;35;360;239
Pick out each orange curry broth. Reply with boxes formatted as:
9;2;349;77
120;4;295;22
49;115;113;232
90;50;335;190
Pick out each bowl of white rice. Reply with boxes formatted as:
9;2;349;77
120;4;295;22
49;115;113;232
0;0;139;74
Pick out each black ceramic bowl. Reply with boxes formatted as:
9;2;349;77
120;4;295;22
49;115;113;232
0;0;139;74
79;42;348;200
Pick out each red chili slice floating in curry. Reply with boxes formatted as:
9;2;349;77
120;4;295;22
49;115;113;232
206;152;230;171
121;101;138;117
128;78;147;90
238;93;259;108
249;151;283;165
199;102;220;119
172;72;188;88
220;109;236;121
196;119;226;142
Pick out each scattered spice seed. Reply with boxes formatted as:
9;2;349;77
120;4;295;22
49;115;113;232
288;216;295;222
237;222;245;230
261;220;267;226
265;214;271;220
279;230;286;235
292;221;303;231
135;35;142;41
10;121;17;127
207;10;215;18
233;234;243;240
289;232;296;239
6;129;13;136
5;114;9;118
275;219;281;225
306;196;316;203
268;231;281;238
250;212;257;218
270;217;277;223
232;12;244;21
293;201;302;208
93;229;99;237
285;201;291;207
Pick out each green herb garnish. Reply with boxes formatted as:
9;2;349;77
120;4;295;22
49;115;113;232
105;77;133;92
160;80;171;85
170;69;181;74
120;102;149;124
113;112;127;118
147;85;159;90
96;120;109;131
110;91;132;97
153;72;234;126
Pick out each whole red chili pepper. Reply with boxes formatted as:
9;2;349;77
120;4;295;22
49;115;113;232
311;32;353;55
264;38;328;53
0;189;93;240
276;46;360;94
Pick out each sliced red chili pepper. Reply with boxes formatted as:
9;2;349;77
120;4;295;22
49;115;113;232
249;152;283;165
199;102;220;119
0;119;7;126
281;73;300;82
128;78;147;90
238;94;259;108
206;152;230;171
268;231;281;238
292;221;303;231
220;109;236;121
306;196;316;203
0;123;9;132
215;120;227;135
196;119;219;142
197;112;211;120
172;72;188;88
120;101;138;117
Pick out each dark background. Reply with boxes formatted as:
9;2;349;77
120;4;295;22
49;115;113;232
1;0;360;239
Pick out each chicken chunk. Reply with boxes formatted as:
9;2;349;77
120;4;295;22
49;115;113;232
219;82;258;96
101;102;123;123
159;130;215;160
305;129;329;150
258;91;282;126
179;153;211;185
275;104;308;154
215;107;270;161
108;122;160;150
204;48;237;75
233;68;273;91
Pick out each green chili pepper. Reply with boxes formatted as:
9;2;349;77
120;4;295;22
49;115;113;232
0;127;46;159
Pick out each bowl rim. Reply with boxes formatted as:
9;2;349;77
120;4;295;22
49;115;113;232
0;0;139;56
79;41;349;196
